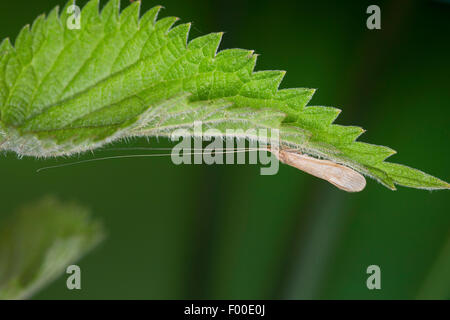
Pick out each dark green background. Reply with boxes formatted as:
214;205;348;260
0;0;448;299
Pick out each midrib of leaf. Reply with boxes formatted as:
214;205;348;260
0;0;448;191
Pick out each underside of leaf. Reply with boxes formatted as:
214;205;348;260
0;0;448;191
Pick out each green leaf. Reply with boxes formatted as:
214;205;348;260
0;0;448;191
0;197;104;300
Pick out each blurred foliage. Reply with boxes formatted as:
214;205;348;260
0;197;104;299
0;0;448;299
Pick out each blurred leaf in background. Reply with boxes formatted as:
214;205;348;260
0;197;104;299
